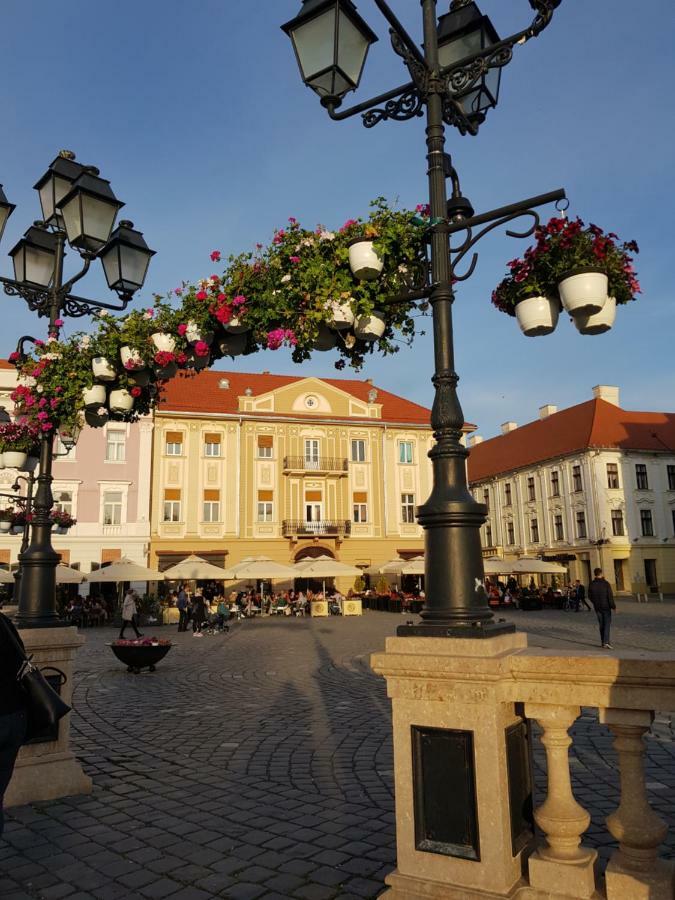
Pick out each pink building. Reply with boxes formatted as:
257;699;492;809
0;361;152;575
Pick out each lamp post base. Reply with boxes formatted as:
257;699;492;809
397;620;516;639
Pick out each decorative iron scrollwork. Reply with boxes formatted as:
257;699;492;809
363;89;425;129
390;28;429;94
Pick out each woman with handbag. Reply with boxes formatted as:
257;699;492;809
0;612;28;838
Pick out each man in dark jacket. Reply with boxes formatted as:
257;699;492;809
588;568;616;648
0;613;28;837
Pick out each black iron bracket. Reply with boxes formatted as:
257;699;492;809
1;277;134;320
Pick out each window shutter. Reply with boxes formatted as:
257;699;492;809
257;435;273;448
353;492;368;503
165;431;183;443
205;433;221;444
305;491;322;501
58;549;71;564
204;489;220;501
258;490;273;501
101;548;121;564
164;489;181;501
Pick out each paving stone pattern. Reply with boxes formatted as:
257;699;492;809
1;603;674;900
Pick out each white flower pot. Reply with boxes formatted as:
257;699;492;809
223;316;248;334
354;311;386;342
312;326;337;352
349;238;384;281
154;362;178;381
186;322;213;345
558;268;608;316
4;450;28;469
120;346;146;370
327;299;355;331
217;333;247;357
574;295;617;335
51;522;60;533
515;295;560;337
0;452;5;469
108;389;134;414
150;332;176;353
82;384;107;408
92;356;117;382
0;520;12;533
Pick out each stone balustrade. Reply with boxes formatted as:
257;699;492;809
371;635;675;900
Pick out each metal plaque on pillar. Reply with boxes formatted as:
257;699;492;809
506;718;534;855
411;726;480;860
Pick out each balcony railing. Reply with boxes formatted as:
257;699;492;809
282;520;351;538
283;456;349;473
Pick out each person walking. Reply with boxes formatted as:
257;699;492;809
588;568;616;648
574;579;591;612
0;613;28;837
119;589;143;639
191;591;206;636
176;585;189;632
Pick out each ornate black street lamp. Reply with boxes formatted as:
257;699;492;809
283;0;564;637
0;150;155;628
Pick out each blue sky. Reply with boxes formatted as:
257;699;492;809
1;0;673;437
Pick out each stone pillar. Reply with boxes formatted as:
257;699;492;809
5;626;92;807
600;708;675;900
524;703;597;899
372;633;533;900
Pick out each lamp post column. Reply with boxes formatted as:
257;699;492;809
407;0;511;636
15;234;64;628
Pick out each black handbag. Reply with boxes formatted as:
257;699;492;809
1;615;72;742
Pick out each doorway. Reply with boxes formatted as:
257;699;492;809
613;559;625;592
304;439;320;470
305;501;323;534
644;559;658;592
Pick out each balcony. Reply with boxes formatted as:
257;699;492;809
282;520;351;539
283;456;348;474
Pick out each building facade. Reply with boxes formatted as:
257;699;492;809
467;385;675;595
0;361;152;575
150;371;435;581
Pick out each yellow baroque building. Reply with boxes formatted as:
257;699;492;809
150;370;435;586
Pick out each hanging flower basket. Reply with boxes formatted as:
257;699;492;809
558;267;608;316
4;451;28;470
109;389;134;414
82;385;107;408
150;332;176;353
0;514;13;533
354;311;386;342
216;333;247;358
185;321;213;345
312;326;337;351
573;295;617;335
154;361;178;381
327;299;355;331
348;237;384;281
0;452;4;469
223;316;248;335
92;356;117;382
515;295;560;337
85;407;109;428
128;369;151;388
188;350;211;370
120;346;146;371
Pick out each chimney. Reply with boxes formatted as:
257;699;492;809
539;404;558;419
468;435;484;447
364;378;373;385
501;421;518;435
592;385;620;407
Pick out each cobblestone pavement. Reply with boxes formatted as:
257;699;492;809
1;603;674;900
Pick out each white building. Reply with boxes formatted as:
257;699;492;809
467;386;675;595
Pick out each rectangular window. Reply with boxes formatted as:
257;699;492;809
530;518;539;543
105;429;126;462
483;489;490;511
485;523;493;546
611;509;624;536
399;441;413;464
506;521;515;545
204;433;222;457
550;471;560;497
504;483;512;506
640;509;654;537
165;431;183;456
607;463;620;489
202;489;220;522
672;509;675;535
162;488;181;523
527;477;536;502
54;491;73;516
353;491;368;523
257;490;273;522
103;490;123;526
351;439;366;463
401;493;415;524
554;514;564;541
572;465;583;492
257;435;273;458
668;465;675;491
636;464;649;490
576;511;587;539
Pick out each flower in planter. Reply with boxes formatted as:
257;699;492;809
193;340;210;358
50;509;76;529
154;350;176;368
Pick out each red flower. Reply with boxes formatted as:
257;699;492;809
130;386;142;398
210;250;221;262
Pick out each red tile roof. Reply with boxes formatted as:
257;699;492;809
468;398;675;482
158;369;433;425
0;360;15;370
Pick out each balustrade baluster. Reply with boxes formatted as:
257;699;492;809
524;703;597;899
600;708;675;899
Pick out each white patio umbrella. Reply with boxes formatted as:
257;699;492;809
398;556;425;576
55;563;86;584
364;558;408;576
223;556;296;583
293;555;362;595
510;557;567;575
84;557;165;582
483;557;511;575
162;554;229;581
0;568;15;584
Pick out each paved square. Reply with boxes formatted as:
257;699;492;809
1;603;674;899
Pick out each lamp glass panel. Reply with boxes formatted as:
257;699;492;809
11;247;26;283
337;9;369;85
292;7;337;81
438;30;483;69
0;206;10;242
81;194;118;248
120;244;151;290
24;245;55;287
100;244;121;289
38;175;71;223
60;194;84;244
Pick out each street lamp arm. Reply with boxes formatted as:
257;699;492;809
60;291;134;319
371;0;426;69
323;80;419;121
58;253;91;298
